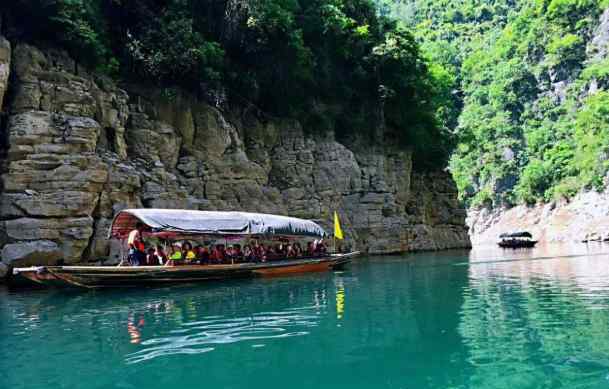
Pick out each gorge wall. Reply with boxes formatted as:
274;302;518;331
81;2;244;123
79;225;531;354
468;188;609;245
0;40;470;276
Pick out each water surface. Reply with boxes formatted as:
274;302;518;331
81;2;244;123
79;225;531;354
3;244;609;388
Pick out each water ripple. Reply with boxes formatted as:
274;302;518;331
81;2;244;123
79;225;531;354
125;307;320;364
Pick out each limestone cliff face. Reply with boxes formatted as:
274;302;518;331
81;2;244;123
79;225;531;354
468;188;609;245
0;41;470;275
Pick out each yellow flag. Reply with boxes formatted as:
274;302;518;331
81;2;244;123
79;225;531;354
334;211;344;240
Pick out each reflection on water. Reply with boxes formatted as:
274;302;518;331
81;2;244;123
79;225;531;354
5;245;609;388
126;305;321;364
461;243;609;388
336;279;345;320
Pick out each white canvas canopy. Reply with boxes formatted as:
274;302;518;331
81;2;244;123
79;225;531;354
110;209;327;239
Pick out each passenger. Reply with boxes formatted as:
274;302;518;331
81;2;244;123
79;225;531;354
251;241;262;262
197;245;210;264
266;245;277;261
166;243;183;266
279;244;286;257
127;222;146;266
145;248;157;265
221;244;228;261
286;243;296;258
209;245;218;263
276;243;286;258
258;243;267;262
226;245;235;262
154;245;168;265
315;240;327;255
294;242;303;257
192;245;201;261
234;244;243;262
211;245;224;264
306;242;315;256
243;245;253;262
182;241;196;263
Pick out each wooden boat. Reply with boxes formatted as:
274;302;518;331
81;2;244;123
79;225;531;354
13;254;356;288
12;209;358;288
497;231;538;249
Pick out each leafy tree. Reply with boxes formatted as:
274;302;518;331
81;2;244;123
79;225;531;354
388;0;609;206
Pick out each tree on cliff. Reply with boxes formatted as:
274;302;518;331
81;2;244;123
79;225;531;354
0;0;455;169
380;0;609;207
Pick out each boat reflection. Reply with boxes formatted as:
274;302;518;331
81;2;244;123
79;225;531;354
127;314;145;344
126;305;321;363
460;243;609;387
77;277;328;363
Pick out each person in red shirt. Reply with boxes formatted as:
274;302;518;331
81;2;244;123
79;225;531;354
210;245;225;264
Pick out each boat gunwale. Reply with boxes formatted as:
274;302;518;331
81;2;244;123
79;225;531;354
13;252;359;275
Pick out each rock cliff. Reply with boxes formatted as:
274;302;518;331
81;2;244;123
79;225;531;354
468;188;609;245
0;41;470;276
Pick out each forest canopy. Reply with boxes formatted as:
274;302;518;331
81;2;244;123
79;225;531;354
378;0;609;207
0;0;455;169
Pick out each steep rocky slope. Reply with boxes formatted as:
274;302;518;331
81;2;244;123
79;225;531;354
468;188;609;244
465;5;609;244
0;40;470;276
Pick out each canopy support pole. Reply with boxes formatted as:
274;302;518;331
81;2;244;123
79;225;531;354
333;235;336;254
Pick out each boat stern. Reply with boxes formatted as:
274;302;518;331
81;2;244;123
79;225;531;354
12;266;66;287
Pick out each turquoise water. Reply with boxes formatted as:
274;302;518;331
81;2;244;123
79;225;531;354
4;246;609;388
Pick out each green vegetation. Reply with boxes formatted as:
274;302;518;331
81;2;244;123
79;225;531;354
379;0;609;206
1;0;455;168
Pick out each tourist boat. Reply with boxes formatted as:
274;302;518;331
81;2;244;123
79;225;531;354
12;209;358;288
497;231;538;248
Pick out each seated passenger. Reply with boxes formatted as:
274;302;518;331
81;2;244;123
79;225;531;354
315;240;328;255
251;241;261;262
182;241;196;263
243;245;253;262
258;243;267;262
294;242;303;257
276;243;286;258
197;245;210;264
166;243;183;266
286;244;295;258
154;245;168;265
219;244;227;263
145;248;157;266
226;245;235;261
306;242;315;256
233;244;243;261
210;245;224;264
266;245;278;261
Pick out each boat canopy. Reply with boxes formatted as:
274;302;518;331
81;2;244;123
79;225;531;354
499;231;533;238
110;209;327;239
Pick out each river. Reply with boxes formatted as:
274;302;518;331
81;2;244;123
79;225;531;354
3;244;609;388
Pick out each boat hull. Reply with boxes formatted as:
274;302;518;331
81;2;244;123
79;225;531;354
13;253;357;289
498;240;538;248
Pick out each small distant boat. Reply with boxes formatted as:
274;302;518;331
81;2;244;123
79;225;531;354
498;231;538;249
13;209;358;289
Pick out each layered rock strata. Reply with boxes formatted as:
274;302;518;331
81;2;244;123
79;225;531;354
468;188;609;245
0;41;470;276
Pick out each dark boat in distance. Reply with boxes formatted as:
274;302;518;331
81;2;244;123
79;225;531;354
13;209;359;289
498;231;538;248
